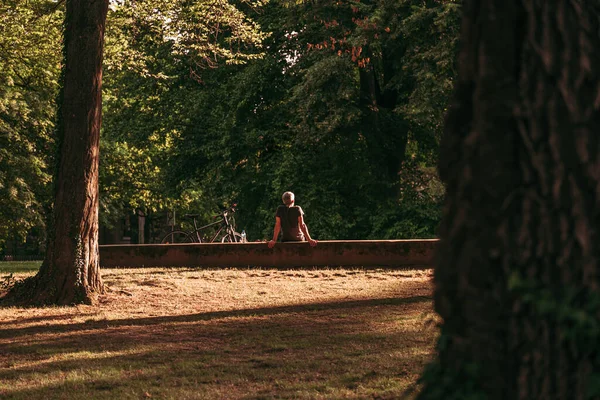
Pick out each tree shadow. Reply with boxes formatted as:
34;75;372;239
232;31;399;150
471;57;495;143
0;296;431;339
1;295;435;399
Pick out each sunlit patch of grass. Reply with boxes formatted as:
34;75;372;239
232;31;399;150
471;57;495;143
0;267;435;399
0;261;41;273
10;348;147;374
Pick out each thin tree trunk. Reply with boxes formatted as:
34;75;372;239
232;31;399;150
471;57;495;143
29;0;109;305
418;1;600;399
358;47;407;181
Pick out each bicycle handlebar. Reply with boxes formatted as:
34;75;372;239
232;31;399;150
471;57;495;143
214;204;237;219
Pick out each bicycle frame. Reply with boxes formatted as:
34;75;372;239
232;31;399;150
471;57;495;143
189;209;237;243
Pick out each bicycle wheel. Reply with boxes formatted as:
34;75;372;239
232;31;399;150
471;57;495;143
161;230;192;244
220;232;242;243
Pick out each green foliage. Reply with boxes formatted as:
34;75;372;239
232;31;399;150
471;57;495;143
1;0;458;246
0;0;61;252
399;0;461;163
374;162;444;238
157;0;456;240
99;0;270;229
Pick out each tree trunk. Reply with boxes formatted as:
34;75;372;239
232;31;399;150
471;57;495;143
29;0;109;305
419;1;600;399
358;47;407;181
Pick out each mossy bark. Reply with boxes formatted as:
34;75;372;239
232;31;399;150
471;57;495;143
16;0;109;305
418;1;600;399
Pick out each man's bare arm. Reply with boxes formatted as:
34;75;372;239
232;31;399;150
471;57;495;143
298;215;317;247
268;217;281;248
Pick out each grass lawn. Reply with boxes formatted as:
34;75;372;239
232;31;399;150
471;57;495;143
0;261;42;274
0;266;436;400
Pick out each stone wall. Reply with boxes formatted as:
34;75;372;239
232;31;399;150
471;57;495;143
99;239;438;268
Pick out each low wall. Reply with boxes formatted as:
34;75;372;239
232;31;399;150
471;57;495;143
99;239;438;269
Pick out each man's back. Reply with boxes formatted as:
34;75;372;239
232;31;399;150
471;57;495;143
276;205;305;242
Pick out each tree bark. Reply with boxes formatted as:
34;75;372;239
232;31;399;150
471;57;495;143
28;0;109;305
358;46;407;181
418;1;600;399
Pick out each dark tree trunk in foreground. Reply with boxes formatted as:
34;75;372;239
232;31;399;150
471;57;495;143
419;1;600;399
27;0;109;305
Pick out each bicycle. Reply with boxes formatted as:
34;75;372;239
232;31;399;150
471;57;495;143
160;205;242;244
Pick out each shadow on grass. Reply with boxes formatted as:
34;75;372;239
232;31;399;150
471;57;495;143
0;296;431;338
1;296;435;400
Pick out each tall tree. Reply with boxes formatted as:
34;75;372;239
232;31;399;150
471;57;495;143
419;1;600;399
15;0;109;305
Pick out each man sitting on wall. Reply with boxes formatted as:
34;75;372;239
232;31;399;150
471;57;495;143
268;191;318;248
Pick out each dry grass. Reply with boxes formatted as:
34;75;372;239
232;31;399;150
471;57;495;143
0;266;436;400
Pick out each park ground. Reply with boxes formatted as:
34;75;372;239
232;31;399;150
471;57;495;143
0;263;436;400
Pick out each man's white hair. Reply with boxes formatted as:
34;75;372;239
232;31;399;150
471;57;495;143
282;191;295;205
